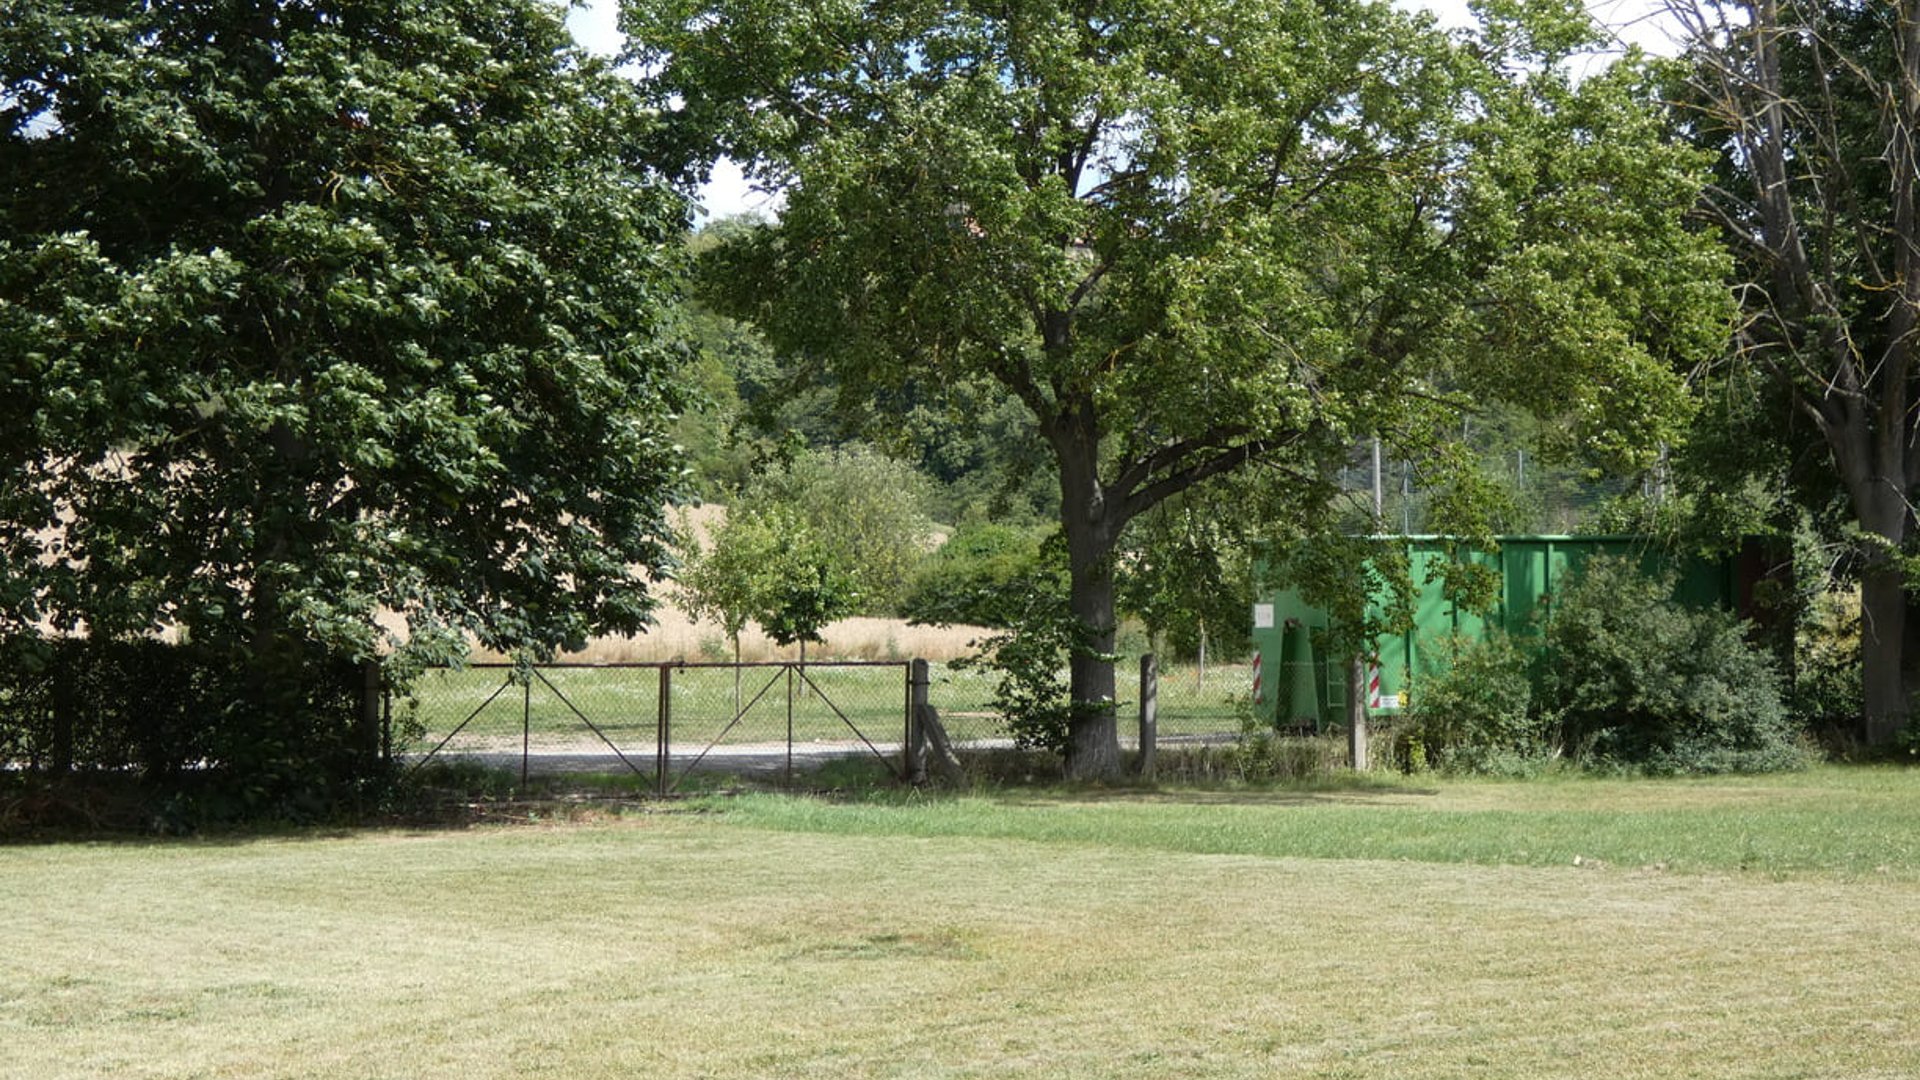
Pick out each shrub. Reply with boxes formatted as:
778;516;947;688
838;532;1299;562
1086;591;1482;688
902;522;1055;629
1539;557;1806;774
1790;586;1862;744
0;637;376;826
951;580;1081;754
1402;632;1551;773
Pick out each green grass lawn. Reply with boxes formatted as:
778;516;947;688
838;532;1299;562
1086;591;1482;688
5;767;1917;1078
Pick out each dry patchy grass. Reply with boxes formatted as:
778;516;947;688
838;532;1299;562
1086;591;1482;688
5;781;1920;1078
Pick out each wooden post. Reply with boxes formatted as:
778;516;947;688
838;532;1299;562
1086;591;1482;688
907;656;964;785
657;664;672;796
358;659;382;777
520;675;531;789
1346;655;1369;771
1138;653;1158;779
907;659;929;783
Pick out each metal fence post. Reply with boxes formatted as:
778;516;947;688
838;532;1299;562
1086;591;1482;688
521;675;531;789
1138;653;1158;780
657;664;671;796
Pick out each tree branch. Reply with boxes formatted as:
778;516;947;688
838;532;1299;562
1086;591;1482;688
1115;432;1307;528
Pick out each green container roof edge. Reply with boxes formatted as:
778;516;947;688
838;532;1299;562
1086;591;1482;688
1252;532;1714;547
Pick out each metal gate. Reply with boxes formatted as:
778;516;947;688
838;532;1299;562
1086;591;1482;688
404;661;912;792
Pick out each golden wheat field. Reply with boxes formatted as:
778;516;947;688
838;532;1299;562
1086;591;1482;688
469;608;988;665
460;503;989;663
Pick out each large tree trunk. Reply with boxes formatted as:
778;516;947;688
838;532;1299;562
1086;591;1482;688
1064;536;1120;779
1861;558;1909;745
1054;408;1123;780
1846;482;1912;746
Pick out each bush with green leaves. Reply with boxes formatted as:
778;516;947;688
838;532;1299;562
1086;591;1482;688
752;446;937;614
1790;586;1863;744
1402;632;1551;774
948;564;1083;754
902;523;1054;629
678;503;857;665
1539;557;1805;774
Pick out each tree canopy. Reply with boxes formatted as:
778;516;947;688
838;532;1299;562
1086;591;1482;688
624;0;1730;776
1667;0;1920;746
1;0;689;786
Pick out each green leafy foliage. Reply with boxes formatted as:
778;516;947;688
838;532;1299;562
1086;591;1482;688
625;0;1727;777
1267;535;1418;661
1539;558;1805;774
1791;586;1864;742
903;522;1055;630
678;502;858;655
1115;497;1253;664
675;511;775;662
748;445;937;614
908;524;1081;749
0;0;688;808
1402;633;1547;775
751;514;860;650
947;544;1083;754
1397;558;1805;775
0;638;366;823
1666;1;1920;743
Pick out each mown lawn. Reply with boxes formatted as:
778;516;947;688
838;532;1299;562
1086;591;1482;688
4;767;1918;1078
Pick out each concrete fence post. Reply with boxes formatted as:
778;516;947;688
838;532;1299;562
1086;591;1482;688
908;659;930;783
1346;655;1369;771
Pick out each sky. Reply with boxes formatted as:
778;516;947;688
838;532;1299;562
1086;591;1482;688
565;0;1686;220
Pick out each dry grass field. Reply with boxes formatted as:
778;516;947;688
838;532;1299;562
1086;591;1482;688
467;607;988;665
5;769;1919;1078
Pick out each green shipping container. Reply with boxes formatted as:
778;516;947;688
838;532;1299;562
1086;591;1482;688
1249;535;1786;730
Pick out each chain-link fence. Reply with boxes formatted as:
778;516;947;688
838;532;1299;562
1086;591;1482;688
400;661;911;790
924;658;1252;749
400;657;1253;785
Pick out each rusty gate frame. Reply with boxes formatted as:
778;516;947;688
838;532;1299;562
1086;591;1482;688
406;660;912;792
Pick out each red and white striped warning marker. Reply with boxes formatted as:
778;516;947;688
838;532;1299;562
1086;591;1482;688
1251;652;1264;703
1367;661;1382;710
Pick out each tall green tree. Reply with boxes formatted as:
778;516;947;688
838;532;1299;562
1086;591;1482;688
625;0;1727;777
1668;0;1920;745
751;445;937;613
1;0;688;769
